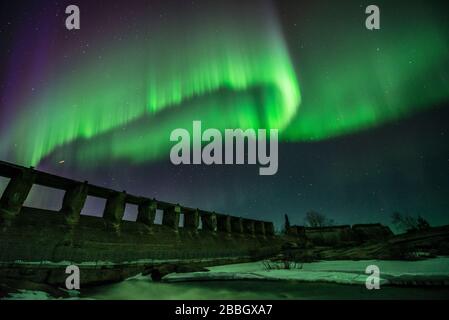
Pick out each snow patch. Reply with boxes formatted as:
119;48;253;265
163;257;449;285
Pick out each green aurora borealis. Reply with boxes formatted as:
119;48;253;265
3;2;301;166
1;0;449;168
283;1;449;141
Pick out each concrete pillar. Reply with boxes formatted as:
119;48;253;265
0;168;35;225
103;191;126;233
231;217;243;234
162;205;181;231
201;212;217;232
255;221;266;236
217;214;231;234
184;209;199;231
60;182;88;226
243;219;255;236
264;222;275;236
137;199;157;227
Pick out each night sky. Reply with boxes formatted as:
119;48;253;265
0;0;448;230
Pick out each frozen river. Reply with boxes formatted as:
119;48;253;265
5;258;449;300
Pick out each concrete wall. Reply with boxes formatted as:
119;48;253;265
352;223;394;242
304;225;353;246
287;224;393;246
0;161;279;266
0;207;279;264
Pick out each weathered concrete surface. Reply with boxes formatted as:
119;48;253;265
217;214;231;234
352;223;394;242
201;212;217;233
231;217;244;234
103;192;127;234
184;209;200;232
60;182;88;226
285;225;449;261
264;222;275;236
304;225;354;246
255;221;266;236
136;199;157;228
243;219;255;236
286;224;394;246
0;256;257;287
0;168;35;226
0;207;281;286
162;205;181;231
0;161;282;288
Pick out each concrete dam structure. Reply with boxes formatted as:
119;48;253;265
286;224;394;246
0;161;280;285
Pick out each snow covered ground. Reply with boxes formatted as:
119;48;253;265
2;289;80;301
3;290;54;300
163;257;449;285
3;258;449;300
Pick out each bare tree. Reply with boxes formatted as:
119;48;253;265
283;214;291;234
391;212;403;226
391;212;430;232
304;211;334;228
417;215;430;230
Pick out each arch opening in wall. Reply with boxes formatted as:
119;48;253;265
154;209;163;225
23;184;65;212
0;176;10;198
81;196;107;217
179;213;185;228
123;203;138;221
